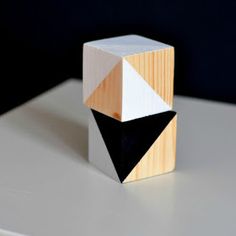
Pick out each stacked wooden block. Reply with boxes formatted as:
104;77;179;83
83;35;177;183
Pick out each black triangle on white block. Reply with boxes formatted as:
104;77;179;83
88;111;120;182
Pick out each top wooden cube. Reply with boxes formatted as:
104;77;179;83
83;35;174;122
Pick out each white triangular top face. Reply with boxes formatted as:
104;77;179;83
121;60;171;122
83;45;121;102
89;112;120;182
85;35;172;57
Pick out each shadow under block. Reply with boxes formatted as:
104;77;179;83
83;35;174;122
89;110;177;183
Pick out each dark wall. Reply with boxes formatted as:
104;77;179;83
1;0;235;114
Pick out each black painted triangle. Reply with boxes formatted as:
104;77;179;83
92;110;176;182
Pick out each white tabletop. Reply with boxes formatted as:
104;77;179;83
0;79;236;236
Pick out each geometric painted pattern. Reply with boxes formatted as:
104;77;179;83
123;114;177;183
83;35;177;183
85;61;122;120
83;35;174;122
90;109;177;183
89;111;120;182
125;48;174;107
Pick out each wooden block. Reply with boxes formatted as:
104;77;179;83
89;109;177;183
123;115;177;183
83;35;174;122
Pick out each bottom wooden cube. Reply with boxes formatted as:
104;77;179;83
89;109;177;183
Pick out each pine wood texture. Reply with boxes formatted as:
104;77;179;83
123;115;177;183
125;47;174;108
85;61;122;121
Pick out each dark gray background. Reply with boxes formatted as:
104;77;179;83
1;0;235;114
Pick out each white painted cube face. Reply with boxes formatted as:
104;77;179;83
83;35;174;122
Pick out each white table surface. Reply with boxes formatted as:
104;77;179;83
0;79;236;236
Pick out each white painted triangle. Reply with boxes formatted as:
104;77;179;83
83;45;121;102
88;111;120;182
122;59;171;122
